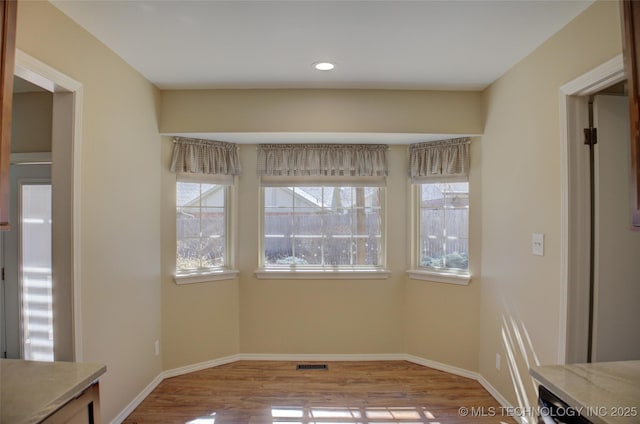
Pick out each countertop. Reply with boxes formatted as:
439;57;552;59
530;360;640;424
1;359;106;424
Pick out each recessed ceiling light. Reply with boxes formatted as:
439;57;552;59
313;62;335;71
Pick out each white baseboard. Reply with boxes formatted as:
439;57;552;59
404;354;480;380
239;352;406;362
110;373;164;424
161;353;242;379
477;375;531;424
112;353;517;424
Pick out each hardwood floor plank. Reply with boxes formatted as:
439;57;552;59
123;361;516;424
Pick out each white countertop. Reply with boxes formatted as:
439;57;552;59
530;360;640;424
0;359;106;424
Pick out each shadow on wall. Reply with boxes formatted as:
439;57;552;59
502;314;541;423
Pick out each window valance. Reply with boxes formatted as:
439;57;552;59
409;137;470;183
256;144;389;177
170;137;242;179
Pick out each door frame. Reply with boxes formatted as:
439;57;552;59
14;50;84;361
559;54;625;364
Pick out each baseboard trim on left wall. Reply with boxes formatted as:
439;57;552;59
111;353;519;424
111;373;164;424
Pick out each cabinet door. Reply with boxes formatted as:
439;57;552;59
0;0;17;230
622;0;640;228
41;383;101;424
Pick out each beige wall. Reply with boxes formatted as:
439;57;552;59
404;138;482;371
160;89;484;135
17;2;162;422
11;91;52;153
237;145;407;355
160;136;240;370
478;0;622;408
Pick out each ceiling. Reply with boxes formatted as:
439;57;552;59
51;0;594;91
48;0;595;144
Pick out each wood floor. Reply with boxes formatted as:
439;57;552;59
123;361;515;424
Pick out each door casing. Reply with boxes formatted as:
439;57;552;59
559;55;626;364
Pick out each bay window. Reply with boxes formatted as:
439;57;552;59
170;137;241;283
408;138;471;284
255;143;389;278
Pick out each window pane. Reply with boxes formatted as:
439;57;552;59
177;207;201;239
176;182;227;272
200;237;225;268
292;208;321;235
445;208;468;239
177;238;202;270
419;182;469;271
177;182;200;207
293;237;321;265
201;207;225;237
421;208;443;239
325;238;352;266
263;185;384;269
21;184;54;362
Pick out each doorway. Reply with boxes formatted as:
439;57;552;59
0;50;83;361
561;55;640;364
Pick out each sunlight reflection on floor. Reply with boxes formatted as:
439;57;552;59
186;412;216;424
271;405;437;423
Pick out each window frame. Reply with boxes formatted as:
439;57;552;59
174;176;239;284
407;181;471;285
256;179;390;279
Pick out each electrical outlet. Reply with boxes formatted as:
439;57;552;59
154;340;160;356
496;353;501;370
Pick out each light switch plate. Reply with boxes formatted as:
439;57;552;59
532;233;544;256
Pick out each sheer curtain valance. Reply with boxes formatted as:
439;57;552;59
170;137;241;183
257;144;389;177
409;137;470;183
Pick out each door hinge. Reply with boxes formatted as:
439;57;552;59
1;267;4;281
584;127;598;146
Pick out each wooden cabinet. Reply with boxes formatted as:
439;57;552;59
621;0;640;228
0;0;16;230
41;383;101;424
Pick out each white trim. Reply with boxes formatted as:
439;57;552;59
161;354;242;379
15;50;84;361
15;50;82;93
403;354;478;380
477;375;530;424
114;353;516;423
110;374;164;424
10;152;52;165
558;54;625;365
254;268;392;280
174;269;239;284
406;269;471;285
560;55;625;96
239;353;406;362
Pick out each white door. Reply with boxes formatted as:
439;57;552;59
1;163;52;360
592;95;640;361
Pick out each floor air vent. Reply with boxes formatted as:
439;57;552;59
296;364;328;370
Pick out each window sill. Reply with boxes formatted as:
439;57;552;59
406;269;471;285
254;268;392;280
174;269;239;285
